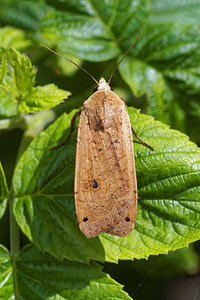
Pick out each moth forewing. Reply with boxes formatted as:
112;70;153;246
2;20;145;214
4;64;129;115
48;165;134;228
107;108;137;236
74;78;137;238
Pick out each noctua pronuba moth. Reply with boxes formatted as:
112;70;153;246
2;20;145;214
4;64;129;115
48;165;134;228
42;25;154;238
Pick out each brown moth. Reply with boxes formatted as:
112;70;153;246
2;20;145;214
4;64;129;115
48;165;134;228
42;25;154;238
75;77;137;237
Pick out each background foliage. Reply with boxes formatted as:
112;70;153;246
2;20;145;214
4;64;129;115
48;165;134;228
0;0;200;299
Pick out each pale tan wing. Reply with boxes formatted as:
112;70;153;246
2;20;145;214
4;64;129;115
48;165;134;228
75;110;129;237
107;108;137;236
75;90;137;237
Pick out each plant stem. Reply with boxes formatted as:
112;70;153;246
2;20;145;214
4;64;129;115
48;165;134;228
10;190;20;299
9;109;55;298
0;116;26;130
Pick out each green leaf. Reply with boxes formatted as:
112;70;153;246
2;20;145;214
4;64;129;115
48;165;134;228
0;58;7;83
0;48;35;117
0;26;31;50
18;84;71;114
150;0;200;25
13;107;200;263
0;163;8;219
40;10;120;62
0;48;70;117
0;55;18;117
146;3;200;127
18;245;132;300
0;244;132;300
0;245;13;299
2;47;36;95
40;0;150;61
119;56;173;123
118;21;200;124
0;47;36;118
0;0;49;31
39;0;200;128
0;87;18;118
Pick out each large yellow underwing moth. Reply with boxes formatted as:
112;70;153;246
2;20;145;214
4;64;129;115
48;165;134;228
74;77;138;237
42;25;154;238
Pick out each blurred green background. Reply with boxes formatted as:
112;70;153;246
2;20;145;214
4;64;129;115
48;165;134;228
0;0;200;299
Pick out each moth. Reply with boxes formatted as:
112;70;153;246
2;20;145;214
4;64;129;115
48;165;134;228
42;25;154;238
75;76;138;237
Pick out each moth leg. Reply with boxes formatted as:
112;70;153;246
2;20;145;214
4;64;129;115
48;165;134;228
50;110;81;150
131;127;154;151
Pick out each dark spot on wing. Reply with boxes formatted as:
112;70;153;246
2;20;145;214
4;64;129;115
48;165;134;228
93;179;98;189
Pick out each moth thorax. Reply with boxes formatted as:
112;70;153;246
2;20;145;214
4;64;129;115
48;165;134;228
98;77;111;92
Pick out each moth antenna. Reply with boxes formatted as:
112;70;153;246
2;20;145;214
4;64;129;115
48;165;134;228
108;24;143;85
40;44;99;86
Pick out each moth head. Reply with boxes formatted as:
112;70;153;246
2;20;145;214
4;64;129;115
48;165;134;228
98;77;111;92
